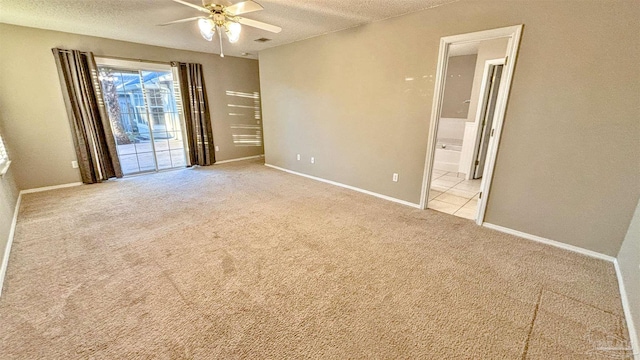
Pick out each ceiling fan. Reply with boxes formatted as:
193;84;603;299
160;0;281;57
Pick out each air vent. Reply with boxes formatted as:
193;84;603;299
254;38;272;43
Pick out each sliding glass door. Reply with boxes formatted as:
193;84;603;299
97;60;187;175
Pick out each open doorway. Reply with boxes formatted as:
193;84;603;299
420;25;523;224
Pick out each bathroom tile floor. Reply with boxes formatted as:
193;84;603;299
428;170;481;220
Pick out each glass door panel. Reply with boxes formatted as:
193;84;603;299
98;65;187;175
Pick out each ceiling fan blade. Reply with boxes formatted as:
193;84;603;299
205;0;232;5
238;17;281;33
157;16;204;26
226;1;263;16
171;0;210;14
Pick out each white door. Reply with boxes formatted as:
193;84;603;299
473;64;504;179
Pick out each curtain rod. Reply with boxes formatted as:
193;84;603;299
94;55;171;66
52;49;172;65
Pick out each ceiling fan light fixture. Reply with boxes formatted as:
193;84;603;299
198;18;215;41
161;0;281;57
226;22;242;43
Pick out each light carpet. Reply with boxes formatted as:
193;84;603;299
0;159;632;359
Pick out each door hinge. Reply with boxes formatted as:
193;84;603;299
475;160;480;166
490;128;495;137
479;192;482;199
505;56;508;66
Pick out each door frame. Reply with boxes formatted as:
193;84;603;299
94;57;189;175
419;25;523;226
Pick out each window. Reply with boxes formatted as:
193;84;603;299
0;134;11;176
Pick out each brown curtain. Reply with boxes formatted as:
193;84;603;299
172;62;215;166
52;48;122;183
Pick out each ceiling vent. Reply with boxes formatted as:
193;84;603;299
254;38;272;42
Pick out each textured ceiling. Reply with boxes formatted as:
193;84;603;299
0;0;458;59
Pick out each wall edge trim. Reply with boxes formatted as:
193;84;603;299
482;222;615;262
482;223;638;356
614;259;640;359
21;182;83;194
215;155;264;165
264;163;421;209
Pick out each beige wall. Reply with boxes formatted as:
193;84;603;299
259;0;640;256
0;24;263;190
0;168;19;273
441;55;476;119
617;197;640;349
466;38;509;123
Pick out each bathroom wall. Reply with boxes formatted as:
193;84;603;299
440;55;477;119
466;38;509;123
436;54;477;174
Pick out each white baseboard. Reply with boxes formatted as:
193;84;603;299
614;259;640;359
483;222;638;358
482;222;615;262
2;181;83;296
21;182;83;194
264;164;421;209
215;155;264;165
2;171;637;357
0;192;21;298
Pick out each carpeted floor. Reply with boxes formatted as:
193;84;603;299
0;159;632;359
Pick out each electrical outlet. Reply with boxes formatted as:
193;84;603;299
71;161;79;169
215;146;220;152
392;173;399;182
311;157;315;164
296;154;301;161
